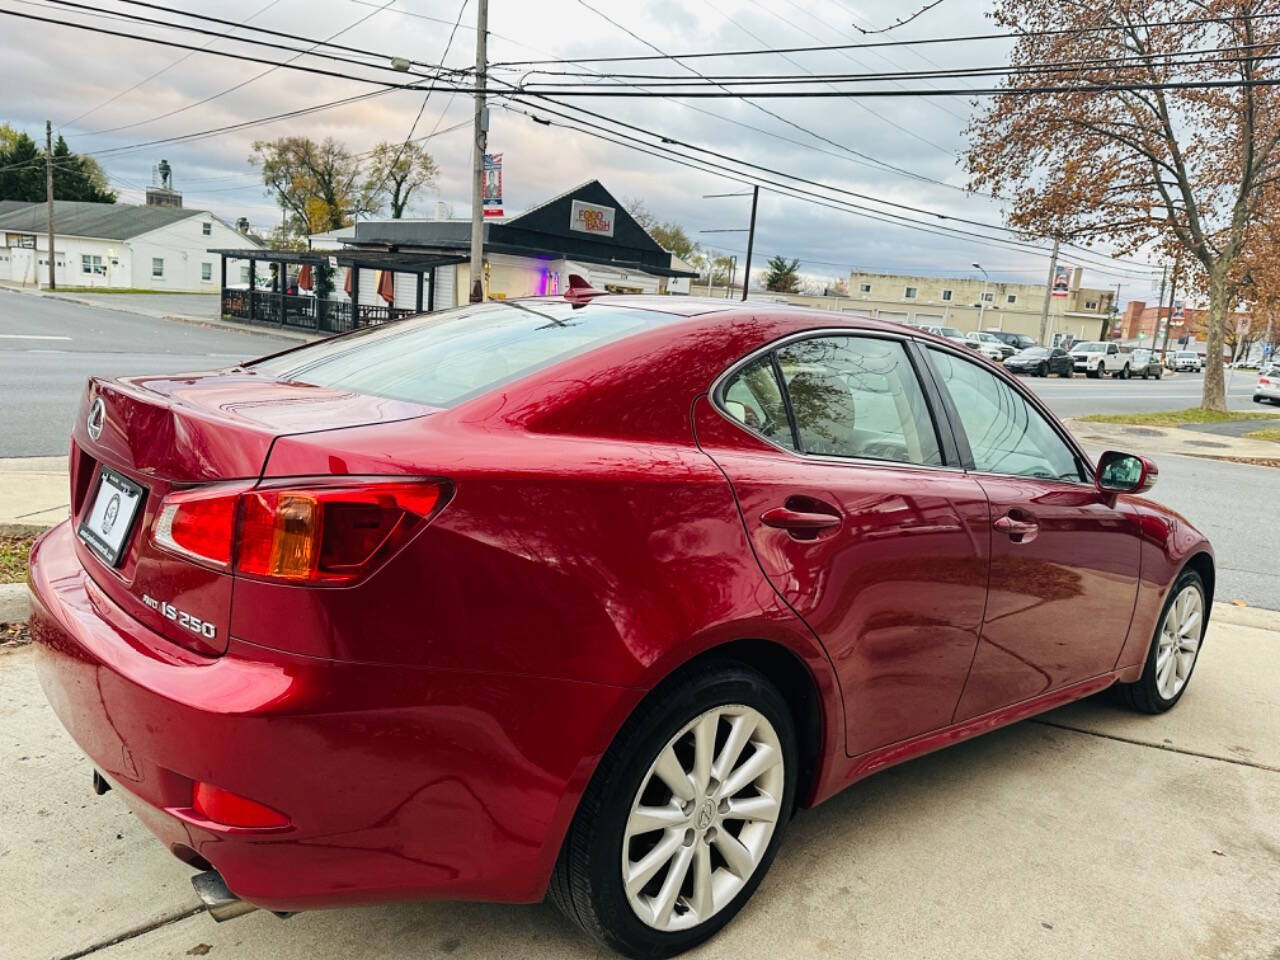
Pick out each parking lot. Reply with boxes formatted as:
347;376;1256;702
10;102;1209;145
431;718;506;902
4;601;1278;960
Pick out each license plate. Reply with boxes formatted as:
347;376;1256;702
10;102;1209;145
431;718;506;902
77;468;145;567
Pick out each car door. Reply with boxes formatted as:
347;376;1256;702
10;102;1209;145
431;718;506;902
698;332;992;756
921;346;1143;721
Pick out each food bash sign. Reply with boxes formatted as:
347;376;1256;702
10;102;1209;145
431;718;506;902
570;200;615;237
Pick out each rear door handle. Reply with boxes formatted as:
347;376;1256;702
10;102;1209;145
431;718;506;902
761;506;842;533
994;514;1039;543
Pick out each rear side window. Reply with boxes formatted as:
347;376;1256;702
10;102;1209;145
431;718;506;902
252;301;680;407
721;356;796;451
774;336;942;466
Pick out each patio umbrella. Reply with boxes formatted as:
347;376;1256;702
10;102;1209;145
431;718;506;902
377;269;395;304
343;267;353;296
297;264;313;291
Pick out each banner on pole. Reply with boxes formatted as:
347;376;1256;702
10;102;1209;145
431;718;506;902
483;153;503;219
1051;263;1070;299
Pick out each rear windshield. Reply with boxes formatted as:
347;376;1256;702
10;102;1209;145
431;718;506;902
252;300;680;407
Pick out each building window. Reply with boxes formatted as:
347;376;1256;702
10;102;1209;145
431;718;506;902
941;289;953;301
980;292;994;302
240;266;251;284
904;286;918;299
201;262;212;282
81;254;104;276
1006;294;1017;304
152;258;164;278
858;283;871;293
202;222;212;236
1085;300;1098;310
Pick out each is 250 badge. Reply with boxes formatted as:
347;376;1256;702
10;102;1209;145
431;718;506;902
141;594;217;640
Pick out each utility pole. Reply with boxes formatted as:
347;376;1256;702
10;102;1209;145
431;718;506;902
1153;263;1168;345
741;185;758;302
45;120;56;291
1037;235;1060;346
1158;253;1181;364
467;0;488;304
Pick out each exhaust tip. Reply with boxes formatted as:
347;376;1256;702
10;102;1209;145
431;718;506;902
192;870;258;922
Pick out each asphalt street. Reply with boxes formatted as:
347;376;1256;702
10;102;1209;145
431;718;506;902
1018;367;1260;417
0;292;293;457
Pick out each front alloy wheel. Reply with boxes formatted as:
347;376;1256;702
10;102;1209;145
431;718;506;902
1113;569;1207;714
551;663;797;958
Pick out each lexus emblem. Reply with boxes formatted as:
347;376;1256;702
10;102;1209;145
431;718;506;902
87;396;105;442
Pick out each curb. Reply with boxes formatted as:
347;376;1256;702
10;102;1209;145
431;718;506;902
0;582;29;625
0;522;56;537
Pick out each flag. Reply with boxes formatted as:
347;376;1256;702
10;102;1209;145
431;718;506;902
1051;263;1070;299
483;153;503;218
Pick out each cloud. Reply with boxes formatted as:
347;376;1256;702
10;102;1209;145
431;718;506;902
1;0;1163;299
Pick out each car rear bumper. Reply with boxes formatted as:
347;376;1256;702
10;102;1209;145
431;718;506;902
28;521;639;912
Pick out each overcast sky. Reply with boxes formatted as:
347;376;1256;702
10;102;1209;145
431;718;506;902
2;0;1167;300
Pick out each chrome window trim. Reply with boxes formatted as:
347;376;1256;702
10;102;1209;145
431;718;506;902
708;327;964;474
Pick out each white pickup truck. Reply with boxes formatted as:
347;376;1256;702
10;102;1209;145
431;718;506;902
1070;340;1133;379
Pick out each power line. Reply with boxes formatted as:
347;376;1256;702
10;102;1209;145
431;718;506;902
853;0;951;35
489;11;1280;67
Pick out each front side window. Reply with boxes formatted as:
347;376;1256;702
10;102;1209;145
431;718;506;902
774;336;942;466
927;348;1082;482
152;257;164;278
720;356;795;451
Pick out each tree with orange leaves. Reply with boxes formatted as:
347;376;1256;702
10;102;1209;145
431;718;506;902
966;0;1280;411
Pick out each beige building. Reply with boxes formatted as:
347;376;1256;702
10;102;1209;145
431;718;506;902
700;268;1115;345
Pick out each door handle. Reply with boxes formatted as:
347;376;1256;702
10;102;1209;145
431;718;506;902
761;506;842;533
994;514;1039;543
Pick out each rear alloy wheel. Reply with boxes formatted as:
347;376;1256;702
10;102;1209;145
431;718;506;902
551;664;797;958
1037;362;1049;377
1119;365;1131;379
1113;570;1207;714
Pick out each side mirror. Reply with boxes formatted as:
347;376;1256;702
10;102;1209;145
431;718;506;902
1095;450;1158;495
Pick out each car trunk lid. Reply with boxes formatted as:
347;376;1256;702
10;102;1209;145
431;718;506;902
69;369;434;655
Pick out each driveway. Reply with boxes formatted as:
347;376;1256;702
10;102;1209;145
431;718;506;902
4;605;1277;960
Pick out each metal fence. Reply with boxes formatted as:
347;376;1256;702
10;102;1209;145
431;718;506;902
221;290;416;335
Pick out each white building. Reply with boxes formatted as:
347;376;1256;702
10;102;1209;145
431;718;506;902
0;200;260;291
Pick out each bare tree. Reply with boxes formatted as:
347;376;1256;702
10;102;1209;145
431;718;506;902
966;0;1280;410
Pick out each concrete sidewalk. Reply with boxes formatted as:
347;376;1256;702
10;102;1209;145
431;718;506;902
0;456;67;536
3;604;1277;960
1065;416;1280;461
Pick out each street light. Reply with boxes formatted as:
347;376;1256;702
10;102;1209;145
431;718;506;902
973;262;990;330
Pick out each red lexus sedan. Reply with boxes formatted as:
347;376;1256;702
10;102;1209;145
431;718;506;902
29;293;1213;958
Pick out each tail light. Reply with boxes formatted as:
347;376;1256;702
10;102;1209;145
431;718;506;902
152;478;449;585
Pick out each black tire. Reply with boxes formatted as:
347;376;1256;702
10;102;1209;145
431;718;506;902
1087;366;1100;379
550;662;799;959
1111;569;1207;714
1037;362;1048;378
1059;364;1072;378
1254;395;1263;403
1119;365;1130;380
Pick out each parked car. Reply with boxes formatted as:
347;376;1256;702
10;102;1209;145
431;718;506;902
1070;340;1132;378
1129;348;1164;380
988;330;1037;352
1003;345;1073;377
1254;364;1280;404
965;330;1015;360
1171;351;1202;373
28;296;1214;959
911;322;968;346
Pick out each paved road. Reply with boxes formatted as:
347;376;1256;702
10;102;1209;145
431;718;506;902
1020;368;1260;418
0;293;293;457
63;291;221;319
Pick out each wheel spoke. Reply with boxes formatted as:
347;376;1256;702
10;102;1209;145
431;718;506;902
1179;609;1201;639
724;792;781;824
653;745;696;803
628;803;686;837
1156;650;1175;695
712;829;755;879
651;843;694;927
626;829;683;896
690;838;713;920
712;713;756;783
692;713;717;796
721;742;779;799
